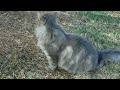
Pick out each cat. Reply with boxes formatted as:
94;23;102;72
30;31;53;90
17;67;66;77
35;12;120;74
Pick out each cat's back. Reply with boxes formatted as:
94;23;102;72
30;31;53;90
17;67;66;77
59;33;98;73
66;33;96;53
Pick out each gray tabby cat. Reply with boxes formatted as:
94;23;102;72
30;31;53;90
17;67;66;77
35;12;120;74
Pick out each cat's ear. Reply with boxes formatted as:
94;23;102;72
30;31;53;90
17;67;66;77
37;12;47;25
51;12;58;20
38;13;48;25
37;11;42;21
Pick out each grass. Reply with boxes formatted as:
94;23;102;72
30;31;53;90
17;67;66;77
0;11;120;79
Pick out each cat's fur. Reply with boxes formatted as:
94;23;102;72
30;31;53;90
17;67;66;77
35;12;120;74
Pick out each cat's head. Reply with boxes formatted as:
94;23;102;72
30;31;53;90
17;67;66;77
41;12;58;26
35;12;66;44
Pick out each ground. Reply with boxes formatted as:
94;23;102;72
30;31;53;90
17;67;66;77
0;11;120;79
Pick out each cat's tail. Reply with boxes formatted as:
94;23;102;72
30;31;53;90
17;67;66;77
96;49;120;69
